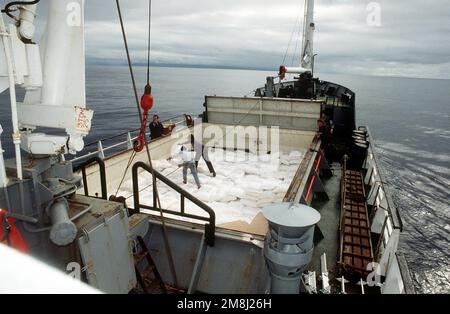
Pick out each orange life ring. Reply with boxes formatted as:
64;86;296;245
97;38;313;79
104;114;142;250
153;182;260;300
0;209;30;254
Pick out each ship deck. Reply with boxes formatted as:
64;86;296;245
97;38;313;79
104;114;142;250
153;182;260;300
310;163;342;292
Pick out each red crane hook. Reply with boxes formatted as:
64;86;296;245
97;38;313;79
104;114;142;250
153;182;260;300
134;84;154;152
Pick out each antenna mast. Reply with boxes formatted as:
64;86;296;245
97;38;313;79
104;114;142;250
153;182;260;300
279;0;316;79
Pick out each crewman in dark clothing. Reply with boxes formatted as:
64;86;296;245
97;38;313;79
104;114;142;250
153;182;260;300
190;134;216;177
317;119;331;148
149;115;164;140
317;118;334;162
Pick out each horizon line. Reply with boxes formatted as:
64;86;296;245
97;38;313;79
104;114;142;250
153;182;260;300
85;61;450;81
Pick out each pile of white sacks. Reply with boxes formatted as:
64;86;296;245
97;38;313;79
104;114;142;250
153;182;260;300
120;149;305;226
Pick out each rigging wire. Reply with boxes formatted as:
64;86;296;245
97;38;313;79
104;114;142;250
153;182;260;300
125;166;182;201
281;5;302;66
115;0;179;287
114;151;137;197
215;99;263;147
290;20;303;67
115;0;143;123
244;89;257;97
146;0;152;85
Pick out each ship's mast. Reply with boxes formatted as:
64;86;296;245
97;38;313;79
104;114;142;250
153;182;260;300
279;0;316;79
301;0;315;71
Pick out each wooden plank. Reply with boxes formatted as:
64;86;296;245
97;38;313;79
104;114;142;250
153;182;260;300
339;168;375;277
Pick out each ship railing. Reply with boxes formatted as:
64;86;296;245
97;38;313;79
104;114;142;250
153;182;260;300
73;157;108;200
70;114;190;164
132;161;216;247
361;126;402;230
361;126;415;294
324;96;349;108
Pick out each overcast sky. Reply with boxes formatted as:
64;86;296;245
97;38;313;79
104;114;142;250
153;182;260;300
24;0;450;79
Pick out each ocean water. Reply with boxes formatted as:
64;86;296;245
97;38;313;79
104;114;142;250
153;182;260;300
1;65;449;293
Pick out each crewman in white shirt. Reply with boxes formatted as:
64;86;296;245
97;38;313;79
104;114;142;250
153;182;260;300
180;146;201;189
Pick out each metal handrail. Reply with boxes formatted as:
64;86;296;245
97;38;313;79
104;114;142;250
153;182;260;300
359;126;403;230
73;157;108;200
84;114;189;148
359;127;415;294
70;114;191;163
132;161;216;247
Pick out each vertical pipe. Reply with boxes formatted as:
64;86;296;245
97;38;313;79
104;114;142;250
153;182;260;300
40;0;74;106
0;124;8;188
0;14;23;180
181;195;185;214
153;183;157;209
301;0;315;70
82;167;88;196
97;141;105;159
132;163;140;213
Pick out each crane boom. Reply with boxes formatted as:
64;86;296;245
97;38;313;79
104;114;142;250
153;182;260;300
1;0;93;156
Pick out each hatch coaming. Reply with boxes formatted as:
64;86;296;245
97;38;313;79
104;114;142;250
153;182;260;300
112;125;319;236
77;118;323;238
255;79;357;136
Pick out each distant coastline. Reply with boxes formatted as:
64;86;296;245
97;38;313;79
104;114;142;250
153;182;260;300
85;60;450;81
86;59;273;72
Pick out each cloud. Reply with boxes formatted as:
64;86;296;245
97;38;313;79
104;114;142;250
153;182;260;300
27;0;450;79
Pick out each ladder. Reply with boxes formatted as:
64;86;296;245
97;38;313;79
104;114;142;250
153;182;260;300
133;236;168;294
